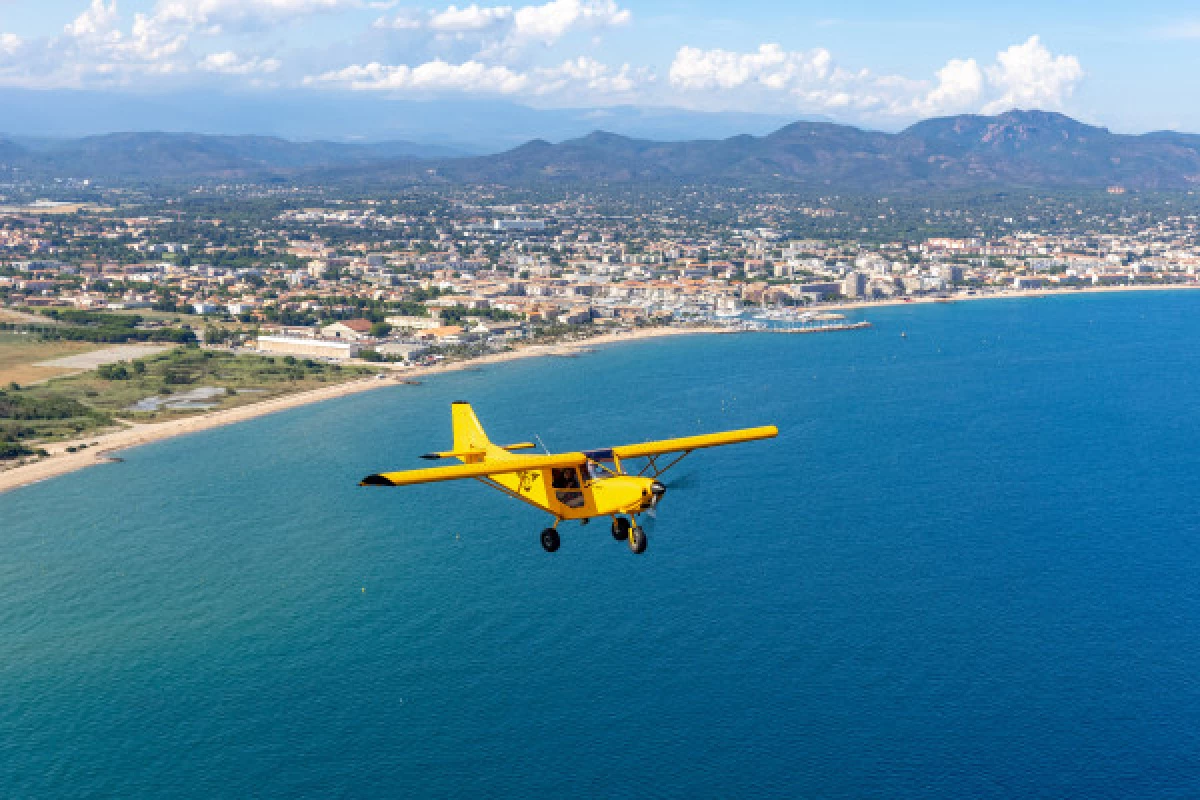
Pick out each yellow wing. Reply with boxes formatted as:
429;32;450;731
361;452;588;487
611;425;778;460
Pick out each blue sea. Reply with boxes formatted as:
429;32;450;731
5;291;1200;798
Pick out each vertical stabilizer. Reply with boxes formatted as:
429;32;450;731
451;402;491;458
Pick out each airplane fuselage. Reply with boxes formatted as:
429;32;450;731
485;471;660;521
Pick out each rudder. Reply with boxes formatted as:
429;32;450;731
451;402;491;456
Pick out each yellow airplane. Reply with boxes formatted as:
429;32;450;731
360;401;778;555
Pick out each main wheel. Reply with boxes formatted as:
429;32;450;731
540;528;561;553
611;517;631;541
628;526;647;555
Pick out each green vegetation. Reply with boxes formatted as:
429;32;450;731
38;310;197;344
0;348;377;460
0;387;113;454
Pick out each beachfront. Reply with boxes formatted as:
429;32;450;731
0;325;725;495
6;282;1200;495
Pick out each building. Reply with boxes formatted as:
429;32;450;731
841;272;867;298
377;341;430;361
493;219;546;233
257;336;361;359
321;319;374;339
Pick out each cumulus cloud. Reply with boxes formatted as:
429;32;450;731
428;4;513;32
152;0;359;31
199;50;282;74
532;55;644;94
4;0;352;87
669;44;832;92
667;36;1083;118
305;58;529;92
981;36;1083;114
0;33;23;58
304;52;643;98
373;0;630;55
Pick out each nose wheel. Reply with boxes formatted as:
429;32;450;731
627;525;647;555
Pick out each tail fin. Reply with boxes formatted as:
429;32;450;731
451;402;491;455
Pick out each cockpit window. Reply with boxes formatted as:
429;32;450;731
551;467;585;508
551;468;582;489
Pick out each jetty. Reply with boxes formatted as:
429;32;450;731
772;320;873;334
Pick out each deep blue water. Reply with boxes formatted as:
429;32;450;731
5;291;1200;797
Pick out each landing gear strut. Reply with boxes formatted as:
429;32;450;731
611;516;631;541
540;527;560;553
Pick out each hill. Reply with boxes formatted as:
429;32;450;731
4;111;1200;190
405;110;1200;190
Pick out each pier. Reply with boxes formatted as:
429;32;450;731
771;320;873;334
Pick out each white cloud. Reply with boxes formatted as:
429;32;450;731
511;0;629;45
669;44;832;91
152;0;358;30
428;4;513;32
305;58;529;92
64;0;120;40
532;55;643;94
373;0;630;55
981;35;1083;114
912;58;984;116
0;33;23;58
199;50;282;74
668;36;1083;119
304;52;644;98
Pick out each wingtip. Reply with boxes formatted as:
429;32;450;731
360;474;397;486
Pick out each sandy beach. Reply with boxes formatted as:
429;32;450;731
0;325;726;495
4;283;1196;496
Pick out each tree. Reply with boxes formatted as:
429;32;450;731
369;322;392;338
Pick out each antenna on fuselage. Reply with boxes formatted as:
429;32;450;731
534;434;551;454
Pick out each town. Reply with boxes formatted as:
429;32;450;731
2;186;1200;365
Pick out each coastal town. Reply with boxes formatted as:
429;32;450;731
2;188;1199;359
2;184;1200;485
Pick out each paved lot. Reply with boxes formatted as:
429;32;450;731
34;344;173;370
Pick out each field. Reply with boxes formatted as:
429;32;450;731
0;334;106;386
2;346;378;456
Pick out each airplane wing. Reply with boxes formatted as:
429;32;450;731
610;425;778;460
361;452;588;487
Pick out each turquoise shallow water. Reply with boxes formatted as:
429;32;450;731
5;291;1200;797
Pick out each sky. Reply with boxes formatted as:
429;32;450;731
1;0;1199;134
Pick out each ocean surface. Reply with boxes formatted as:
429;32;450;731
4;291;1200;798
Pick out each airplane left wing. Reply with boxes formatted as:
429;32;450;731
361;452;588;487
610;425;778;460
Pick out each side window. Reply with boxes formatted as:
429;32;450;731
551;468;585;508
551;468;581;489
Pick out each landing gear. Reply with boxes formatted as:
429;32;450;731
540;527;561;553
611;516;631;541
628;525;647;555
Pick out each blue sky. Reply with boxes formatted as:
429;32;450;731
1;0;1199;132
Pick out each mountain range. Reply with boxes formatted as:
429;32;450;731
3;110;1200;191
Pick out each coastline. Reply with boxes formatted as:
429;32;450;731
817;282;1200;314
4;282;1197;496
0;325;725;496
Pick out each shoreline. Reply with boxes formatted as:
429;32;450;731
0;325;726;496
817;282;1200;314
2;282;1197;496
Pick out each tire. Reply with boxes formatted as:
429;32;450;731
611;517;631;541
540;528;561;553
628;527;647;555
